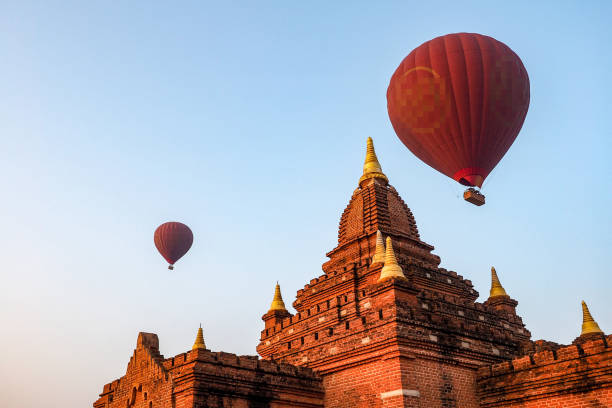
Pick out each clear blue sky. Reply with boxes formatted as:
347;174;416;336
1;1;610;407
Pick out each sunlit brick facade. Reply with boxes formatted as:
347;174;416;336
94;139;610;408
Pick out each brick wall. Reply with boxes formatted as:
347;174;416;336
322;357;417;408
94;333;173;408
410;358;480;408
477;335;612;407
94;333;324;408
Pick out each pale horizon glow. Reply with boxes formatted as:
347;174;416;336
0;2;610;407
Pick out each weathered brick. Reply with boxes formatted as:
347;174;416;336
94;143;610;408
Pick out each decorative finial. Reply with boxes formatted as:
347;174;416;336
359;137;389;185
581;300;603;336
489;267;508;298
192;326;206;350
372;230;386;264
378;237;406;282
268;282;287;312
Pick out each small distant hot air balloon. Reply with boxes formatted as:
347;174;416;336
387;33;530;206
154;222;193;270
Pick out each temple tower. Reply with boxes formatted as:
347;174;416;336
94;137;609;408
257;138;531;408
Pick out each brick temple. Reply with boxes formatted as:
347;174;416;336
94;138;610;408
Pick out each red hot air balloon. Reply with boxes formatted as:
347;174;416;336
154;222;193;270
387;33;530;205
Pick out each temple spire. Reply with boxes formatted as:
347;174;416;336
359;137;389;185
489;267;508;298
581;300;603;336
268;282;287;313
372;230;386;264
378;237;406;282
192;325;206;350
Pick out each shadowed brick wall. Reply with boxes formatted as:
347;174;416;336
477;335;612;407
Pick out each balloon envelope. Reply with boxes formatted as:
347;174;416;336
387;33;530;187
154;222;193;268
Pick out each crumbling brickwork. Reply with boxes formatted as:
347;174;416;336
94;333;323;408
94;333;173;408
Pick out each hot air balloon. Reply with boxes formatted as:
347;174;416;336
154;222;193;270
387;33;530;206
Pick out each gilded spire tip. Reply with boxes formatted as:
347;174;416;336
359;137;388;185
378;236;406;282
268;282;287;313
581;300;603;336
192;326;206;350
489;266;508;298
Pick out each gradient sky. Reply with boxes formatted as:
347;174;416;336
1;1;610;407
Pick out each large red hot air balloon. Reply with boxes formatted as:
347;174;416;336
387;33;530;205
154;222;193;270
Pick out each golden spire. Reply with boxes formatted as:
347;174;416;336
268;282;287;313
581;300;603;336
378;237;406;282
359;137;389;185
192;325;206;350
372;230;386;264
489;267;508;298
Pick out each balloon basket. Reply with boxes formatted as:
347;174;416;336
168;265;174;270
463;188;485;206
